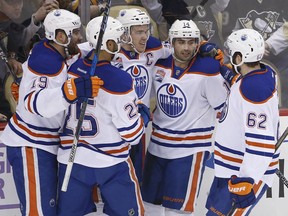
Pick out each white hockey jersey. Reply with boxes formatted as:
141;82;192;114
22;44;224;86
0;40;71;155
148;55;228;159
113;36;171;107
57;55;145;168
214;64;279;187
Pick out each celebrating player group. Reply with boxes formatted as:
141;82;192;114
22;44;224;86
0;4;282;216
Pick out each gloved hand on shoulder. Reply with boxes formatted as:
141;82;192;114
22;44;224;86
137;102;150;127
228;175;256;209
62;76;104;103
220;64;241;86
199;41;224;65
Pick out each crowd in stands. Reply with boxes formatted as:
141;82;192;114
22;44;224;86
1;0;288;121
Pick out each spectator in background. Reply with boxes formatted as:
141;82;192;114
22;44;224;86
66;0;107;19
17;0;60;61
0;0;59;116
0;0;59;72
141;0;229;45
0;78;10;120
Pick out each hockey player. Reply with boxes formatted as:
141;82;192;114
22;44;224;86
57;16;149;216
141;19;228;216
114;8;171;183
0;9;102;215
205;29;279;215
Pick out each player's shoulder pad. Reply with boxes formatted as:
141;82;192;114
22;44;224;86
155;55;173;68
240;65;276;103
68;58;89;77
96;63;133;93
189;55;221;75
146;36;162;51
28;40;65;76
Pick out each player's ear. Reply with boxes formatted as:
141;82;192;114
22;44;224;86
56;30;68;44
106;40;117;53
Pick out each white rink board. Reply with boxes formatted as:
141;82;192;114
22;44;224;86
1;117;288;216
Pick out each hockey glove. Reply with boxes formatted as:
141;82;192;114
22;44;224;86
138;102;150;127
219;64;241;87
199;41;224;65
228;175;256;209
11;82;20;102
62;76;104;103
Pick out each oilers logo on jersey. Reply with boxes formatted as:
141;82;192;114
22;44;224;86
126;65;149;99
219;97;229;123
157;83;187;118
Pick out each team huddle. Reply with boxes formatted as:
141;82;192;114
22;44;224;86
0;6;280;216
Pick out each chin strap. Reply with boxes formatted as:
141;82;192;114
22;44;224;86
122;35;147;54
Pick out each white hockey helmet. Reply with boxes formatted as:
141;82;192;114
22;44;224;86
44;9;81;47
169;19;200;44
86;16;124;54
225;28;265;66
116;8;150;35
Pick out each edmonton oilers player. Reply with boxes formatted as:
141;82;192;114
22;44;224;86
206;29;279;216
115;8;171;183
57;16;148;216
141;19;228;216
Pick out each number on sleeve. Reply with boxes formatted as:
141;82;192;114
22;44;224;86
247;112;267;129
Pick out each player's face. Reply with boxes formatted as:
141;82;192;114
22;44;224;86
130;24;150;53
0;0;23;20
67;28;83;55
173;38;198;62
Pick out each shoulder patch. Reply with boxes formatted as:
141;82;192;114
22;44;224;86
68;58;90;77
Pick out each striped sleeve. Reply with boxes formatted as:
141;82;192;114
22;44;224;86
239;102;278;183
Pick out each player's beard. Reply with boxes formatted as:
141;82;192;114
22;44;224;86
67;42;80;56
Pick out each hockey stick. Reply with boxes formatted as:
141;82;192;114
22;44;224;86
274;126;288;189
227;126;288;216
276;126;288;151
61;0;112;192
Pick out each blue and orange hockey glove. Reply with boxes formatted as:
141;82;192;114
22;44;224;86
219;64;241;86
11;82;20;102
137;102;150;127
228;175;256;209
199;41;224;65
62;76;104;103
10;77;22;102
